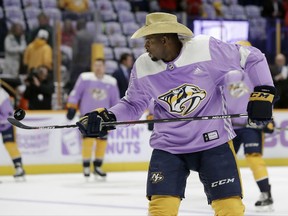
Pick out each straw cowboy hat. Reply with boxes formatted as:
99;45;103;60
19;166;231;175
131;12;193;39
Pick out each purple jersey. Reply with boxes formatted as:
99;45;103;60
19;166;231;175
67;72;120;115
109;35;274;154
224;44;274;129
0;87;13;132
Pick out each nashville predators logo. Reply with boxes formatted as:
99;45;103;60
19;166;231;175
91;88;107;100
158;84;206;116
228;82;249;98
150;172;164;184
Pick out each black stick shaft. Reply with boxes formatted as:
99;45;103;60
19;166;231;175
7;113;248;130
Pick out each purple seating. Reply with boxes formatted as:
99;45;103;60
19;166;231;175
109;34;127;47
24;7;41;19
113;0;131;12
22;0;41;8
122;22;139;36
118;11;135;23
104;47;114;60
105;22;122;35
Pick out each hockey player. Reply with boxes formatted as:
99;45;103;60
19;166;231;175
76;12;276;215
0;87;25;180
224;40;275;212
66;58;120;179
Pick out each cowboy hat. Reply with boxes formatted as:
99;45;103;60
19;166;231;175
131;12;193;39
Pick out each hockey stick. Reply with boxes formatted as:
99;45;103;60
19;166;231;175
7;113;248;130
232;123;288;131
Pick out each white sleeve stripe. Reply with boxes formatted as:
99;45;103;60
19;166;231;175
239;46;251;68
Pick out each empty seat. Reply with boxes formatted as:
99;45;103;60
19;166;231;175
132;47;145;59
104;47;114;60
118;11;135;23
99;9;118;22
104;21;122;35
3;0;21;8
4;6;24;20
113;47;132;60
109;34;127;47
113;0;131;12
97;34;110;47
41;0;58;8
22;0;41;8
24;7;41;20
245;5;261;19
42;8;62;20
229;4;245;18
135;11;147;25
202;4;216;19
122;22;139;36
127;37;145;48
95;0;113;11
105;60;118;74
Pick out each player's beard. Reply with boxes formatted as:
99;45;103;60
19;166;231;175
148;53;159;61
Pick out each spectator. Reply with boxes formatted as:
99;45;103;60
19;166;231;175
59;0;89;13
28;12;53;47
23;65;54;110
59;0;91;20
261;0;285;19
23;29;52;73
66;58;120;178
112;53;134;98
270;53;288;108
3;23;27;77
67;19;94;92
61;19;76;47
0;86;26;180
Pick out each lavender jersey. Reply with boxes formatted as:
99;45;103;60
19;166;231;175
67;73;120;115
109;35;274;154
224;43;274;129
0;87;13;132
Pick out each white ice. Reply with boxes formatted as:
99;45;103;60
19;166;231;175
0;167;288;216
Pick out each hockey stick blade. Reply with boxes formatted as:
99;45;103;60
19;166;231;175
7;117;78;130
7;114;248;130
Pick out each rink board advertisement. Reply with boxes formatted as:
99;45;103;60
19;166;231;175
1;110;288;172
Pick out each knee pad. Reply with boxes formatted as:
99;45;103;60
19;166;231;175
95;138;107;159
149;195;180;216
82;138;95;160
212;196;245;216
245;153;268;181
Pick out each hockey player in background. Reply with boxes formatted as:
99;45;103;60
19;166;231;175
0;87;25;180
76;12;276;215
224;40;275;212
66;58;120;179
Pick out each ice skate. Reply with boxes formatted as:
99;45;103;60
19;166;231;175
13;166;25;181
83;167;90;179
93;167;107;181
255;191;274;212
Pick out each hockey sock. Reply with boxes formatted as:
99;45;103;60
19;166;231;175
256;178;271;192
82;137;94;162
95;138;107;159
148;195;180;216
245;153;269;182
211;196;245;216
4;142;21;165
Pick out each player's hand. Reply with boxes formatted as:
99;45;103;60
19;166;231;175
247;85;276;126
76;108;116;137
147;114;154;131
262;120;275;134
66;108;76;120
